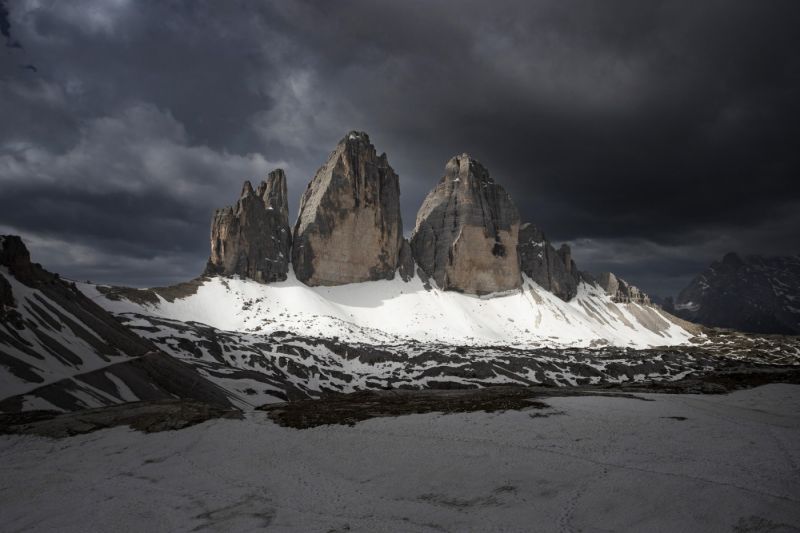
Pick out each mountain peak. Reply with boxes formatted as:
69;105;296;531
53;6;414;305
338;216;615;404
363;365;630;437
722;251;744;267
207;171;292;283
411;154;520;295
293;131;403;286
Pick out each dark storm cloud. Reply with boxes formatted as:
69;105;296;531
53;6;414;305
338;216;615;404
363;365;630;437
1;0;799;295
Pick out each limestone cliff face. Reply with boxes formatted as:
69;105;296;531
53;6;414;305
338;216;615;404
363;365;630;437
292;131;403;286
206;169;292;283
517;223;580;301
411;154;521;295
597;272;651;305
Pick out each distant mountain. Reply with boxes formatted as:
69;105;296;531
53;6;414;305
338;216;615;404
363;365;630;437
674;252;800;334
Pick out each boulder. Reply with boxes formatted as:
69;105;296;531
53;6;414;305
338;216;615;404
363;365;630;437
206;169;292;283
517;223;580;301
292;131;403;286
411;154;521;295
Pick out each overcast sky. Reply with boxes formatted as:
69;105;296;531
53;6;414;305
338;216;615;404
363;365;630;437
1;1;799;296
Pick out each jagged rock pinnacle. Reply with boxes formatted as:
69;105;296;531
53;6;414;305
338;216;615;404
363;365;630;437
206;169;292;283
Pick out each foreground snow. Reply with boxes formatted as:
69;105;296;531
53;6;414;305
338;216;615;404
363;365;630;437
80;272;695;349
2;385;798;532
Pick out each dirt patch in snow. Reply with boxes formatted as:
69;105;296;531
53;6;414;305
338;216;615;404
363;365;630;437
97;277;209;305
257;386;644;429
261;365;800;429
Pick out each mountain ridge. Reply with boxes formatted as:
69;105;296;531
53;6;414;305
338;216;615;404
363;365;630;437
672;252;800;334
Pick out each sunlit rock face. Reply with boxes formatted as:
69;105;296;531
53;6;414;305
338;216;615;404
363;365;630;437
207;169;292;283
292;131;403;286
517;223;580;301
411;154;521;295
598;272;651;305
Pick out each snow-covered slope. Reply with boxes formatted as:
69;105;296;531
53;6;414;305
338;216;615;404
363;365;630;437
3;386;799;532
80;272;696;349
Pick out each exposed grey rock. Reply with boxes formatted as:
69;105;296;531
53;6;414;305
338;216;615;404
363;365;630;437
398;238;415;282
292;131;403;286
597;272;652;305
674;253;800;334
0;272;13;309
259;169;289;221
0;399;242;437
0;235;35;284
411;154;521;295
517;223;580;301
207;170;292;283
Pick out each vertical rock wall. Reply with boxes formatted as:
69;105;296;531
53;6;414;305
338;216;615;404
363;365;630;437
517;223;581;301
207;170;292;283
411;154;521;295
292;132;403;286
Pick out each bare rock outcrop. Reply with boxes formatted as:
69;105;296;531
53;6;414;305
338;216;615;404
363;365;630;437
206;169;291;283
598;272;651;305
397;239;415;282
411;154;521;295
0;235;35;284
517;223;580;301
292;132;403;286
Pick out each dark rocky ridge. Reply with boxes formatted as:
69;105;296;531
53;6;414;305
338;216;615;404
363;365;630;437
674;252;800;334
206;169;292;283
411;154;521;295
292;131;403;286
0;235;238;413
517;223;581;301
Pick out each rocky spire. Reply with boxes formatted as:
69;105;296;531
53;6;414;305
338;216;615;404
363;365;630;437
292;131;403;286
597;272;651;305
258;169;289;221
206;169;292;283
410;154;521;295
517;223;581;301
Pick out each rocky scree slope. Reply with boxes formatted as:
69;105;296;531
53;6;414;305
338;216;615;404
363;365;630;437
0;236;236;413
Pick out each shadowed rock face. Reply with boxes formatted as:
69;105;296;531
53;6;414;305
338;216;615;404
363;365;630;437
518;223;580;301
207;169;292;283
397;238;415;282
598;272;651;305
292;131;403;286
674;253;800;334
411;154;521;295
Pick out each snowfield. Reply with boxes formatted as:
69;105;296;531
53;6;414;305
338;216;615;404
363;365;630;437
1;385;798;532
79;272;696;349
